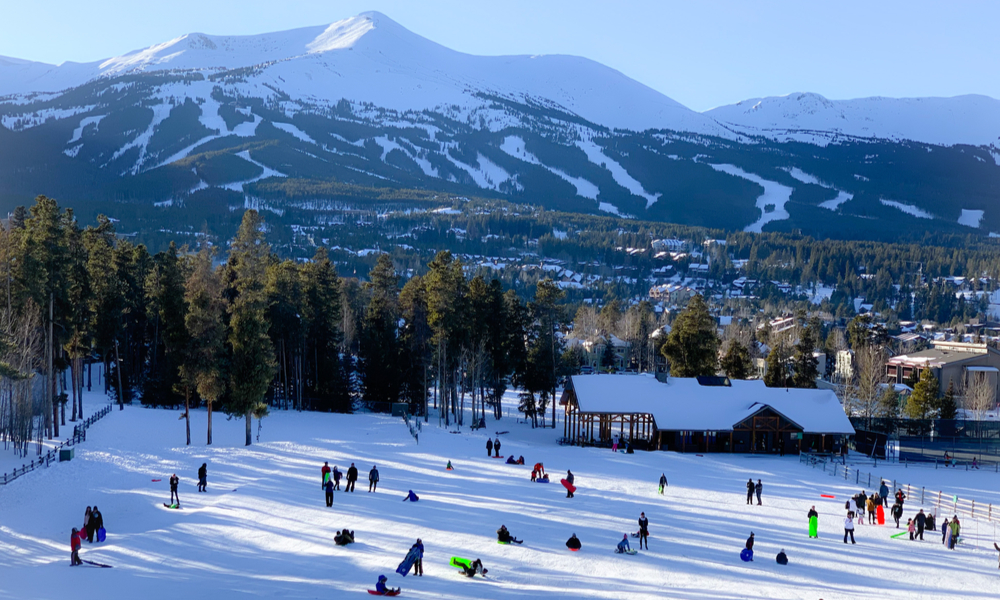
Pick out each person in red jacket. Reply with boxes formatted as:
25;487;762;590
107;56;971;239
321;462;331;489
70;527;83;566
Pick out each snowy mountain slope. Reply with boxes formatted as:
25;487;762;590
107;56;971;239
0;12;724;136
2;400;999;600
0;12;998;239
707;92;1000;147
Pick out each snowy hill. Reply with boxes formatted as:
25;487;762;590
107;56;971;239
2;401;999;599
0;12;997;239
708;92;1000;147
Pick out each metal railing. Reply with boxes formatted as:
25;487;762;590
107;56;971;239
1;403;114;485
800;453;997;524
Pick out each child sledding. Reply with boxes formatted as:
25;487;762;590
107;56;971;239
616;534;636;555
403;490;419;502
496;525;522;544
370;575;400;596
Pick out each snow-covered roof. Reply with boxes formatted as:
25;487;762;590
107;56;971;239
569;374;854;435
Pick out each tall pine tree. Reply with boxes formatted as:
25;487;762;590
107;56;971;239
661;295;719;378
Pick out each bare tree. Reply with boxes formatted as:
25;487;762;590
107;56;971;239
845;344;887;423
965;371;995;421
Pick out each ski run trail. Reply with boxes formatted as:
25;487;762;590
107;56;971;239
2;388;1000;600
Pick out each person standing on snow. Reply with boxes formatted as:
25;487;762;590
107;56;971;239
321;462;331;488
565;470;575;498
895;489;906;508
915;509;926;540
755;479;763;505
91;506;104;542
746;478;755;505
612;434;619;453
324;477;335;507
638;512;649;549
169;474;180;506
866;495;876;524
844;512;856;544
879;481;889;507
807;506;819;539
198;463;208;493
70;528;83;566
948;517;961;549
369;465;380;492
891;503;903;528
494;437;501;457
659;474;668;494
486;438;493;457
83;507;93;543
411;539;424;575
346;463;358;493
332;465;342;490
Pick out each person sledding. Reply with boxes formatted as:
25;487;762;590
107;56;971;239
616;534;632;554
505;455;517;465
461;558;488;577
744;532;755;560
496;525;522;544
373;575;400;595
446;461;454;471
566;533;582;551
516;456;525;465
403;490;419;502
334;529;355;546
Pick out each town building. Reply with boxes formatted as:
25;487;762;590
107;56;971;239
885;341;1000;398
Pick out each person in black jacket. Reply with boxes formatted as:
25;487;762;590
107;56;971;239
638;512;649;549
494;437;501;457
746;478;754;505
486;438;493;456
566;534;582;550
496;525;522;544
197;463;207;492
776;549;788;565
891;503;903;528
325;478;335;507
755;480;763;505
915;509;926;540
565;470;575;498
346;463;358;493
91;506;104;542
169;474;180;506
746;532;755;552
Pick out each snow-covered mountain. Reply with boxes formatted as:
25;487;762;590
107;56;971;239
0;12;997;240
0;12;722;136
708;92;1000;147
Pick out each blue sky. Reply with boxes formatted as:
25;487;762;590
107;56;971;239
2;0;996;111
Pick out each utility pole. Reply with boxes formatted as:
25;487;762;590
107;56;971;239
114;339;124;410
49;293;57;438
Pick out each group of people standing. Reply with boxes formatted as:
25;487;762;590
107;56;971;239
321;462;381;506
746;478;763;505
70;506;105;566
486;437;502;457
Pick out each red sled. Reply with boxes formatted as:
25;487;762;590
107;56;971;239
368;591;400;597
560;479;577;494
820;494;835;499
492;455;505;459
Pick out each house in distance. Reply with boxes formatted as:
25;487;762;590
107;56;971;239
562;374;855;454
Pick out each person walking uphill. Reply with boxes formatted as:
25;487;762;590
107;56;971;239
494;437;501;458
807;506;819;539
70;528;83;566
746;478;754;505
91;506;104;543
891;503;903;528
755;479;763;506
659;474;668;495
486;438;493;457
915;509;926;540
346;463;358;493
565;470;575;498
321;462;331;488
638;512;649;549
844;512;856;544
198;463;208;493
169;474;180;506
369;465;380;492
333;465;342;490
879;481;889;508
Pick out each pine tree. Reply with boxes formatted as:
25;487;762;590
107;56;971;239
425;251;468;426
600;337;617;372
359;255;401;405
399;275;431;416
301;248;347;412
790;326;819;388
720;340;753;380
661;295;719;377
936;378;958;420
905;368;939;419
266;259;304;410
527;280;565;428
143;242;189;408
180;242;227;445
225;211;276;446
763;342;790;388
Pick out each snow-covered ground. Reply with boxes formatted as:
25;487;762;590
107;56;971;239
2;395;1000;600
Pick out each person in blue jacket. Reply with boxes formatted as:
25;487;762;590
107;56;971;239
616;534;631;553
374;575;399;595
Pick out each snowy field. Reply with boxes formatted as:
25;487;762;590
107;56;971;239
3;398;1000;600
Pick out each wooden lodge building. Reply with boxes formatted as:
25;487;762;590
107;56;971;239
561;374;855;454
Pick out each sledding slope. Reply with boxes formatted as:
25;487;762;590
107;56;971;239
1;397;998;600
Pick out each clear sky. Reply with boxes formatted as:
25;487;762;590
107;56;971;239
2;0;996;111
